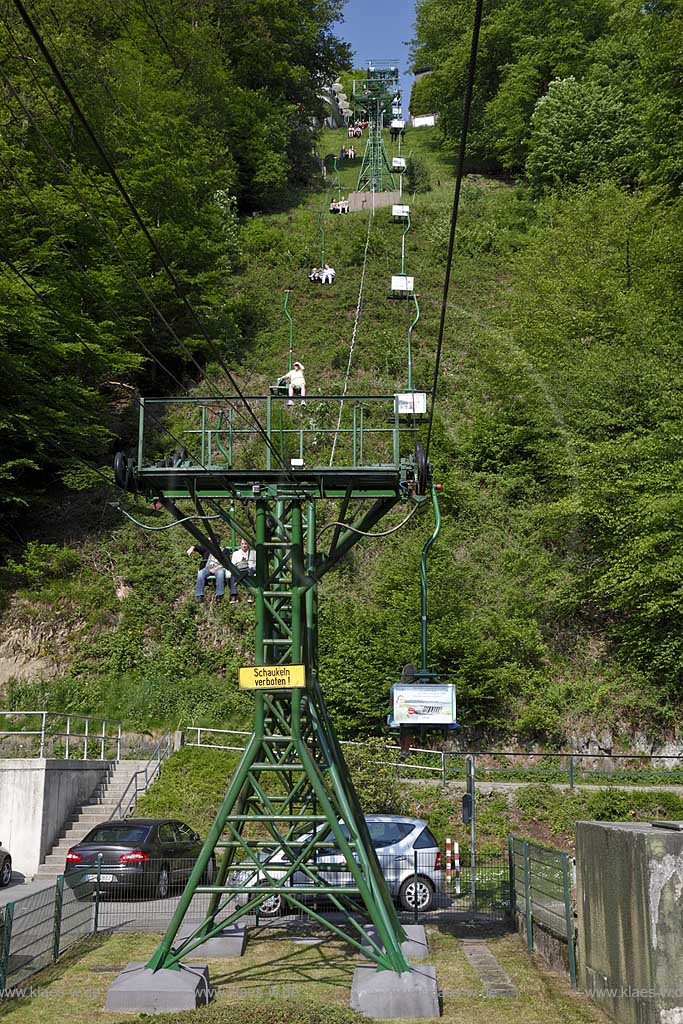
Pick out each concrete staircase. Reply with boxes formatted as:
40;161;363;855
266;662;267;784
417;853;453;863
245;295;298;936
34;759;150;880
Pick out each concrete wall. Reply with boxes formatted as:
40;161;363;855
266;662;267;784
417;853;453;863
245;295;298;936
515;910;575;980
576;820;683;1024
0;759;111;876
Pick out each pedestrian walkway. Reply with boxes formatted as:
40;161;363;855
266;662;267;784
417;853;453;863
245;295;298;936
461;938;518;997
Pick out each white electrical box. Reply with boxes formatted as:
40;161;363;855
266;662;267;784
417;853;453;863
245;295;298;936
395;392;427;415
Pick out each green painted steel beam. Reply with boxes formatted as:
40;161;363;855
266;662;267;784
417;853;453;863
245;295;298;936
141;490;414;977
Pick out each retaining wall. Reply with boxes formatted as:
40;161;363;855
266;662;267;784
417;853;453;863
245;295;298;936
0;759;111;876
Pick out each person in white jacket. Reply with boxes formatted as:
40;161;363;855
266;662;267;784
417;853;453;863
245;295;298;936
228;537;256;604
321;263;336;285
279;361;306;406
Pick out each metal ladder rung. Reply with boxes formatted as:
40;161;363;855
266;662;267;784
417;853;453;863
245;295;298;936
251;762;305;771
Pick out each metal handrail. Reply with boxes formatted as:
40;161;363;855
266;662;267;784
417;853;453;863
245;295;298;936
184;727;683;788
0;710;122;760
108;731;173;820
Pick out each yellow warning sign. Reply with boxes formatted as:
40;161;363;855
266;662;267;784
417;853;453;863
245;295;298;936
239;664;306;690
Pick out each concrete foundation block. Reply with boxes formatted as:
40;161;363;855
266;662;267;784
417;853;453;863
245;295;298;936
362;924;429;960
177;923;247;958
104;962;211;1013
351;963;440;1019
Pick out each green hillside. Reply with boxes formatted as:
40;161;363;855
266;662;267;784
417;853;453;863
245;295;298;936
2;0;683;749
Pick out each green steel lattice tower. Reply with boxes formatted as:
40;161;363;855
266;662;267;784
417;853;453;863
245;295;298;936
354;63;398;194
115;393;431;976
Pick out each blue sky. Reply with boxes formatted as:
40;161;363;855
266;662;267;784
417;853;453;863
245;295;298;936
334;0;417;112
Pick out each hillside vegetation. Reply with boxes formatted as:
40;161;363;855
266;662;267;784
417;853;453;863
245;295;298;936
1;0;683;748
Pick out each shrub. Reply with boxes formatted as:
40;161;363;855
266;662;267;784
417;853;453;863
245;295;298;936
406;156;432;193
5;542;81;589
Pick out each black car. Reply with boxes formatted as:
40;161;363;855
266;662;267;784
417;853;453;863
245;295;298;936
64;818;215;899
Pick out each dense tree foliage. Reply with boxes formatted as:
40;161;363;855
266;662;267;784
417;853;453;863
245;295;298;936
0;0;349;526
412;0;683;190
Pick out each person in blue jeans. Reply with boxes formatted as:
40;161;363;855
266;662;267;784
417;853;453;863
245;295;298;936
187;538;230;603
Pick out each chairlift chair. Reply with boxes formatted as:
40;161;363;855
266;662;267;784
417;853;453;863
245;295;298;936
392;157;406;173
392;204;410;221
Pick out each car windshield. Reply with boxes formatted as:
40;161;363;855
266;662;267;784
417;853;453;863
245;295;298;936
84;825;150;845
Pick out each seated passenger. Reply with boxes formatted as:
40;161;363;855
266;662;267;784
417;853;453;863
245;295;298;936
228;537;256;604
279;361;306;406
321;263;336;285
187;536;229;604
309;267;322;282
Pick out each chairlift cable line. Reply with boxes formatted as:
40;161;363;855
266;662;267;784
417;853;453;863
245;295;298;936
0;251;262;559
0;114;265;484
8;0;301;485
0;49;277;476
0;254;215;475
0;64;306;501
328;210;373;467
424;0;484;461
0;143;256;491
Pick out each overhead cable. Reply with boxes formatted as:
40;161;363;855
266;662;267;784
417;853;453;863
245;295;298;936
424;0;484;460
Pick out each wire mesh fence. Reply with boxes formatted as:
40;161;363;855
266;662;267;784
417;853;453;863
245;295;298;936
67;851;512;934
509;836;576;987
0;849;512;993
0;876;93;994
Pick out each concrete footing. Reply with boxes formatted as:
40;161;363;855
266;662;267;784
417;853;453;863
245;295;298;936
177;923;247;958
362;924;429;961
104;962;211;1013
350;963;440;1019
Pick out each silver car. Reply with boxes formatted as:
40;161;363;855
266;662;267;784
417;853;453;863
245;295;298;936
0;841;12;888
232;814;442;916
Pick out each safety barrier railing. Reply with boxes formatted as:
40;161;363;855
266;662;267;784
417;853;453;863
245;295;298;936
509;836;576;987
0;711;122;761
185;727;683;788
0;875;93;995
108;731;173;821
137;395;421;473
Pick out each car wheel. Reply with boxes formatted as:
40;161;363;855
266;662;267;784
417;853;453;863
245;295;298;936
0;857;11;888
201;858;216;885
156;864;170;900
399;875;434;913
257;890;284;917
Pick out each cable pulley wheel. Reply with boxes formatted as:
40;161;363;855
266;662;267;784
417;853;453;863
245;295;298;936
113;451;129;490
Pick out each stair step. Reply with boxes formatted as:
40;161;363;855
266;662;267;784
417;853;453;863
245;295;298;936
34;754;166;878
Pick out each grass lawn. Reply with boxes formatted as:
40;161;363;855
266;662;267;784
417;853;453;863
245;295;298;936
0;924;610;1024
